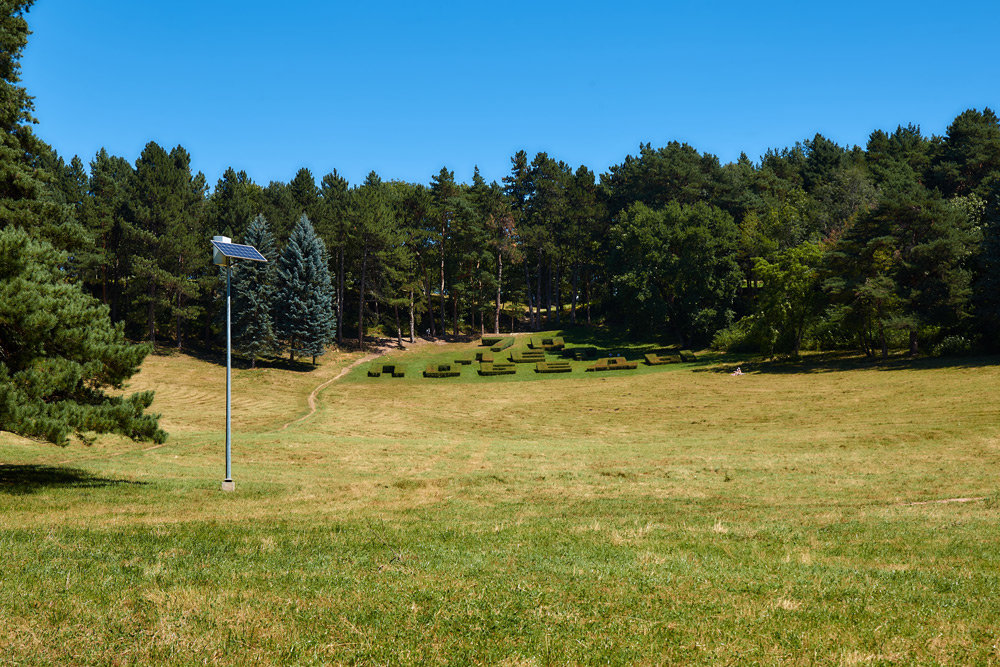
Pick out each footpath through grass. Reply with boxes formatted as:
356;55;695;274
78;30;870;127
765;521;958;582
1;338;999;664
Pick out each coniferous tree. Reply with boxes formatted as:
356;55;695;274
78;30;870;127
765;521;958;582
0;227;165;445
0;1;86;254
274;215;336;363
232;214;278;366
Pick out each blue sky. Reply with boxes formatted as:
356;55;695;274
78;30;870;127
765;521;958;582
21;1;1000;189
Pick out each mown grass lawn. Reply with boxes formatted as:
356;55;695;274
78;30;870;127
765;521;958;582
2;334;999;664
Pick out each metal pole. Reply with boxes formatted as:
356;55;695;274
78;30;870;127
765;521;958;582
224;263;233;490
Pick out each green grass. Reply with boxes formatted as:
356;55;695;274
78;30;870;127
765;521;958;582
2;339;1000;663
347;330;712;385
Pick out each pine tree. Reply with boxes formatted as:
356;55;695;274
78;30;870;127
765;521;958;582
0;227;165;445
274;215;336;363
0;1;87;254
231;214;277;366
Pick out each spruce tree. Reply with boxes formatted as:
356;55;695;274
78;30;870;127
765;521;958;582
0;227;165;445
274;215;336;363
231;214;277;366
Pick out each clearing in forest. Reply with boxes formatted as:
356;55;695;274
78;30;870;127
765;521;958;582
1;334;999;664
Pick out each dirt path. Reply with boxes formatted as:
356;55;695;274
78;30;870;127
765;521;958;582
278;351;382;431
277;335;446;431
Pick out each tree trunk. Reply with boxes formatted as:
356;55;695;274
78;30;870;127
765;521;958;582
358;247;368;350
424;272;435;337
524;260;535;330
585;271;592;325
909;329;918;356
394;303;403;349
495;250;503;334
409;290;415;343
545;261;552;326
535;250;543;330
337;246;344;345
439;239;446;339
452;293;458;337
555;262;562;326
571;263;578;325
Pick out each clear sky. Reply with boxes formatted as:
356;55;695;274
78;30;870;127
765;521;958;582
20;0;1000;190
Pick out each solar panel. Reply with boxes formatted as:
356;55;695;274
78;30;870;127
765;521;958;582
211;241;267;262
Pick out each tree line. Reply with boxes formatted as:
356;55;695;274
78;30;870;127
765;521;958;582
26;109;1000;361
4;0;1000;445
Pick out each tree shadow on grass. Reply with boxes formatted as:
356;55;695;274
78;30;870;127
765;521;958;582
691;352;1000;375
156;345;321;372
0;465;146;496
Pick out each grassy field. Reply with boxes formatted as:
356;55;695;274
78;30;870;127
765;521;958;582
2;331;1000;664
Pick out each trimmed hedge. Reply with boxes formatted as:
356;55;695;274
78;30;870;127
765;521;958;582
563;347;597;361
586;357;638;372
529;336;566;351
490;337;515;352
424;363;461;378
643;353;675;366
679;350;697;362
481;336;504;347
510;350;546;363
454;358;473;365
475;351;494;363
478;361;517;376
368;363;406;377
535;361;572;373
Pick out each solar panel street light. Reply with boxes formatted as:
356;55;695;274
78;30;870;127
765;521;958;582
212;235;267;492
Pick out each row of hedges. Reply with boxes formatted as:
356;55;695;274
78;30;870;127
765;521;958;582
563;347;598;360
424;363;461;378
586;357;638;372
373;348;700;379
528;336;565;351
368;363;406;377
478;361;516;376
490;337;515;352
535;361;572;373
643;353;673;365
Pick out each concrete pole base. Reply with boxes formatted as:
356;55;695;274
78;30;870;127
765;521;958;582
221;479;236;492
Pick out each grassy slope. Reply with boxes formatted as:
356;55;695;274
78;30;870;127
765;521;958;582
1;336;999;664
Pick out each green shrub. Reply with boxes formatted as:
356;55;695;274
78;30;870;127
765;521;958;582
531;337;565;351
643;353;673;366
369;363;405;377
424;363;461;378
679;350;697;362
586;357;637;372
510;350;545;363
454;358;473;365
475;351;494;363
711;316;760;353
478;362;516;376
535;361;572;373
490;337;515;352
933;335;973;357
563;347;597;360
481;336;503;347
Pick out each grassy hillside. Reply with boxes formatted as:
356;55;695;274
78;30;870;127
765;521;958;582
2;337;999;664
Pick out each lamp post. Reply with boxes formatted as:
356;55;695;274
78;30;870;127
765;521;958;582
211;235;267;492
